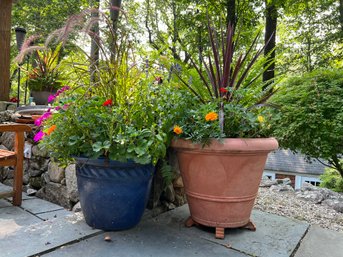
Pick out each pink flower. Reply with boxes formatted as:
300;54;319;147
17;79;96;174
34;117;43;126
61;86;70;91
34;111;52;127
41;112;52;120
47;94;56;103
48;85;70;103
34;130;45;142
57;86;70;95
62;104;69;110
55;106;61;111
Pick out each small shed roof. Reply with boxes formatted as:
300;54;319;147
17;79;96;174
265;149;326;175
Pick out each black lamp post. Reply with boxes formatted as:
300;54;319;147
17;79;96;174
15;27;26;107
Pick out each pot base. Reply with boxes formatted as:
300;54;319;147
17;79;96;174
185;216;256;239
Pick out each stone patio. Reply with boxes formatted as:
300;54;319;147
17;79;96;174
1;189;343;257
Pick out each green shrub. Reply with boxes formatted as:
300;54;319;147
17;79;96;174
268;69;343;177
320;168;343;193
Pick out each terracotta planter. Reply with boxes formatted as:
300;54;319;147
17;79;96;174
171;138;278;238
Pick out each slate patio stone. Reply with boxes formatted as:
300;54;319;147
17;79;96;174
294;225;343;257
0;199;11;208
1;182;35;203
43;218;248;257
153;205;310;257
0;182;12;193
0;206;42;240
1;212;101;257
1;198;342;257
36;208;73;221
20;197;64;214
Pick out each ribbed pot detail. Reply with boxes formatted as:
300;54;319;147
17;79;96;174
171;138;278;230
75;158;154;231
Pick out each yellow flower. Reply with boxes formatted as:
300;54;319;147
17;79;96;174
257;115;265;123
46;125;56;135
173;125;183;135
205;112;218;121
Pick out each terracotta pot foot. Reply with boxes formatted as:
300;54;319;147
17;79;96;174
242;220;256;231
215;227;225;239
184;216;198;227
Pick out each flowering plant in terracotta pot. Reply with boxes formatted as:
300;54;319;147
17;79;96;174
169;20;279;239
171;21;276;143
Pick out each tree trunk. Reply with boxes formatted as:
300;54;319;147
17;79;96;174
226;0;236;28
89;0;100;85
0;0;13;101
306;35;313;72
110;0;121;34
110;0;122;62
340;0;343;32
263;0;277;85
171;1;179;60
330;155;343;179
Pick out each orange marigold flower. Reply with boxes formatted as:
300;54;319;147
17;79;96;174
173;125;183;135
205;112;218;121
46;125;56;135
102;99;113;106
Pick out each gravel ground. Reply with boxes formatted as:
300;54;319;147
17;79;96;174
255;187;343;232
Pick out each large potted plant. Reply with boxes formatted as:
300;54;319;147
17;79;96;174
36;88;170;231
169;21;279;239
32;8;174;231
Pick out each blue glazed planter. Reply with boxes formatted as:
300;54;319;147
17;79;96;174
75;157;154;231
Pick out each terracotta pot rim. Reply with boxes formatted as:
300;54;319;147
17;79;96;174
171;137;278;152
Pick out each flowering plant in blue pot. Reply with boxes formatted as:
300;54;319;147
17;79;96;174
32;7;179;231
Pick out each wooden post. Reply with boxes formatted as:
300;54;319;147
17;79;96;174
0;0;13;101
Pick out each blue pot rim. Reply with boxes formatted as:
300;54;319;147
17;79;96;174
74;156;153;169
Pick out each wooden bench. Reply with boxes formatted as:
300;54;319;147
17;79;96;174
0;124;31;206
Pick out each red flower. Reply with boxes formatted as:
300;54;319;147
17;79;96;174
102;99;113;106
219;88;228;93
9;97;18;103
